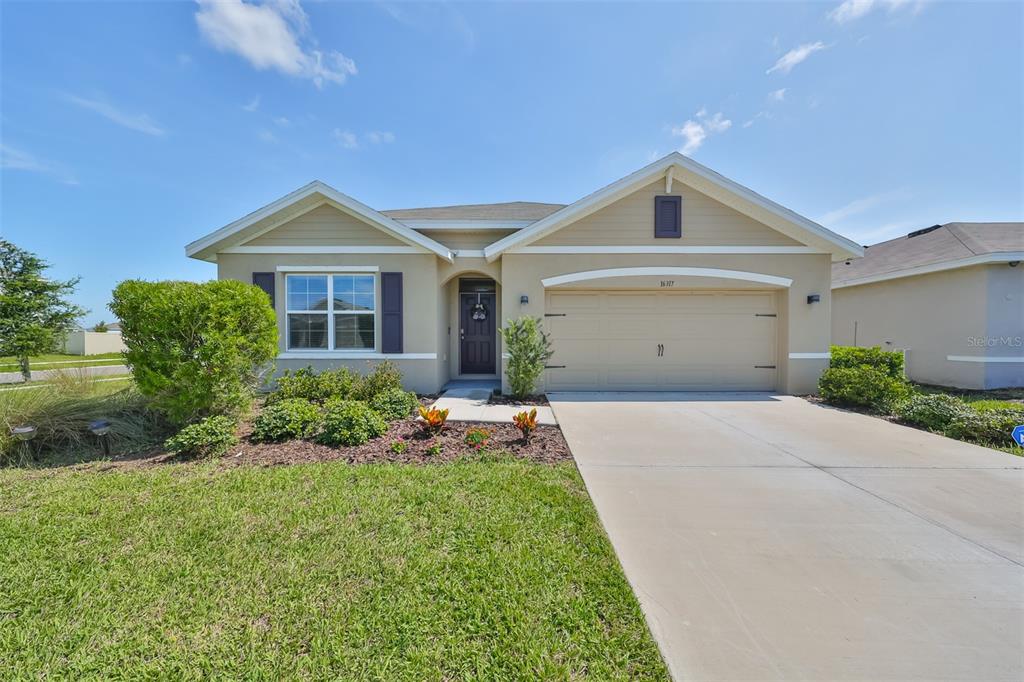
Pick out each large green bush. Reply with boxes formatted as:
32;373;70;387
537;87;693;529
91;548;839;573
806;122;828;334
318;399;387;447
829;345;905;379
500;316;554;399
110;280;278;425
251;398;321;442
818;366;911;411
944;407;1024;446
368;387;419;421
894;394;973;432
164;416;238;458
268;367;357;405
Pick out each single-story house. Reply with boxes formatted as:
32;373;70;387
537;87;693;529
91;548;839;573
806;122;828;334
186;152;862;394
832;222;1023;389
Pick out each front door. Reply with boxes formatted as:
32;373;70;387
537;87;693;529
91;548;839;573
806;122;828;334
460;292;496;374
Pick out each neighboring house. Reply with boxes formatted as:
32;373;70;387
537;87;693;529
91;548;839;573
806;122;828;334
832;222;1024;389
185;153;862;394
63;330;127;356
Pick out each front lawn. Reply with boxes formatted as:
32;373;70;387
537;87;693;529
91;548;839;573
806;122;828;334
0;460;669;680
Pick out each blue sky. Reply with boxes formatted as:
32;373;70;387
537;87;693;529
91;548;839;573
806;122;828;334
2;0;1021;325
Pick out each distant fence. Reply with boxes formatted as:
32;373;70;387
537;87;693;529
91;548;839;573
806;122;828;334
63;331;127;356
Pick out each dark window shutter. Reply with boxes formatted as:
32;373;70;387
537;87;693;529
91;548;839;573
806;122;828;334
380;272;403;354
252;272;275;307
654;195;682;238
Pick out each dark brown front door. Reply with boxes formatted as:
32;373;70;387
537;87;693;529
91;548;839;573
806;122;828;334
460;292;496;374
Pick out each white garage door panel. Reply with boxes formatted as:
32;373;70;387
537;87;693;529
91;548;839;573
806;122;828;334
546;290;778;391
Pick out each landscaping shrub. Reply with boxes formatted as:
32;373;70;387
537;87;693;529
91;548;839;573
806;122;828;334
110;280;277;425
818;366;911;411
944;406;1024;446
417;406;449;434
251;398;321;442
318;399;387;447
164;416;238;458
268;367;356;405
500;316;554;399
830;345;905;379
0;378;166;465
368;387;419;421
512;408;539;442
389;438;408;454
350;361;403;401
970;399;1022;412
464;427;491;450
894;393;973;432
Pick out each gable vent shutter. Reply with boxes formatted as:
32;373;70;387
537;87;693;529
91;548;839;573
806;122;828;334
252;272;276;308
654;195;682;238
381;272;403;354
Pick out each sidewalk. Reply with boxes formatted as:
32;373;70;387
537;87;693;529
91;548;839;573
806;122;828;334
431;387;557;425
0;364;129;385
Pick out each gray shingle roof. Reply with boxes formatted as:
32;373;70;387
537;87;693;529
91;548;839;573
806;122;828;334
833;222;1024;285
381;201;565;222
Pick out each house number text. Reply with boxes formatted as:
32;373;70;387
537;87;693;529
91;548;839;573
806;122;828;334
660;280;676;287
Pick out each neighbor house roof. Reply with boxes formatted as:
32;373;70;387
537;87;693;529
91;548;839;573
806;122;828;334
483;152;864;262
832;222;1024;288
381;202;565;222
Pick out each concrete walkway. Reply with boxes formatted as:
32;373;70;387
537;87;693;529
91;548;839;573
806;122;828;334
431;387;557;425
549;392;1023;681
0;364;129;385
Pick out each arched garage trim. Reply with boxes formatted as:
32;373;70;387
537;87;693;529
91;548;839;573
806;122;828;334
540;266;793;289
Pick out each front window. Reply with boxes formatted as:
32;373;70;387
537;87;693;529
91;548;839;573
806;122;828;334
286;274;376;350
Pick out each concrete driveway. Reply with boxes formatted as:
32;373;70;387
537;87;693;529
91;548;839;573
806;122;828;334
549;393;1024;681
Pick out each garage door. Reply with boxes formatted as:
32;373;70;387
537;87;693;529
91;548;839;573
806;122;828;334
545;290;778;391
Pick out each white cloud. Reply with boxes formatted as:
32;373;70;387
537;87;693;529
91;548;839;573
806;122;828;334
64;94;166;136
671;109;732;155
766;41;827;75
177;53;193;66
242;96;261;112
1;144;78;185
274;116;291;127
332;128;358;149
769;88;787;102
365;131;395;145
828;0;926;24
257;129;277;143
818;189;911;225
195;0;357;88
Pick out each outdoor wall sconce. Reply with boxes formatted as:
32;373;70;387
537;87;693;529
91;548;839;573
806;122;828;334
807;294;820;304
520;295;529;304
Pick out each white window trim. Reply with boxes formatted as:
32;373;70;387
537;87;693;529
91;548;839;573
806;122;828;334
285;273;378;352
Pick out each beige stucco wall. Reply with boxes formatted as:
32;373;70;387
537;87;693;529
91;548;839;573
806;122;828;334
499;252;833;394
418;230;517;251
248;204;406;246
832;264;1023;389
534;179;802;246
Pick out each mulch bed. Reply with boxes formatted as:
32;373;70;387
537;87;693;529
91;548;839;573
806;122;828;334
488;394;549;406
222;419;570;467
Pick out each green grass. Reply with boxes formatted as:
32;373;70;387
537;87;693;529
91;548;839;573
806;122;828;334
0;352;125;373
0;460;669;680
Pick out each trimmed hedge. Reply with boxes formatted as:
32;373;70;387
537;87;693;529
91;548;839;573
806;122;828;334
894;394;973;432
251;398;321;442
318;399;387;447
368;387;419;422
829;345;905;379
165;416;238;458
818;366;911;412
945;407;1024;446
268;367;357;405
